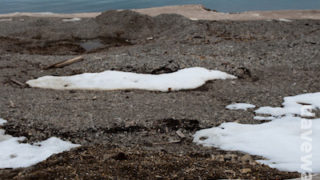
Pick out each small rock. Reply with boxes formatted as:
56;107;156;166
241;154;253;164
176;129;185;138
211;154;225;162
10;154;17;159
168;138;181;143
9;100;16;108
103;154;113;161
199;136;208;141
224;170;236;175
224;154;237;162
240;168;252;174
112;152;128;161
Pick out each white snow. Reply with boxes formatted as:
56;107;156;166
26;67;236;92
62;17;81;22
0;118;6;125
226;103;256;110
0;18;12;22
278;18;292;22
190;17;199;21
255;92;320;117
194;92;320;173
253;116;275;121
0;119;80;169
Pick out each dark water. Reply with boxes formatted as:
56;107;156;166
0;0;320;14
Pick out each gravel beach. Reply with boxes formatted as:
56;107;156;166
0;5;319;179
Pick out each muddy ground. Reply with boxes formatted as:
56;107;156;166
0;9;319;179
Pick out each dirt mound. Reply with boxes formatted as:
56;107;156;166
0;146;299;180
96;10;155;40
96;10;197;40
0;11;201;55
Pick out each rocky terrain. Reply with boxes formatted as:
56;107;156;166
1;7;320;179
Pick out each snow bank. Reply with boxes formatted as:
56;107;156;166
26;67;236;91
226;103;256;110
0;119;80;169
194;92;320;173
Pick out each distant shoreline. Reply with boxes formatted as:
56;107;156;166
1;5;320;21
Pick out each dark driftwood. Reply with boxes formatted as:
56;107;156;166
10;78;26;87
44;56;84;70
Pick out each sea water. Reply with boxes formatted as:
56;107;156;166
0;0;320;14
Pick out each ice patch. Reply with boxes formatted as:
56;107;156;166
0;119;80;169
26;67;236;92
62;17;81;22
226;103;256;110
194;92;320;173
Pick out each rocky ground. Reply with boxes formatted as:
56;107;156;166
0;8;320;179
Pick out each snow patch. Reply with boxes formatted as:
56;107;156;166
194;92;320;173
252;13;261;17
0;118;6;125
26;67;236;92
278;18;292;22
226;103;256;110
0;119;80;169
0;18;12;22
62;17;81;22
255;92;320;117
253;116;275;121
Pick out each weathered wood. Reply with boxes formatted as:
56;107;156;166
10;78;26;87
44;56;84;70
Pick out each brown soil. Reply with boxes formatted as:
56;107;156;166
0;146;299;180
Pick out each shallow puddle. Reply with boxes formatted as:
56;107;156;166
79;39;104;52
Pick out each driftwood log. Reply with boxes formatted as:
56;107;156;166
44;56;84;70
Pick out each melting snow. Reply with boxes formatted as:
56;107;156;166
255;93;320;117
26;67;236;92
253;116;275;121
194;92;320;173
190;17;199;21
0;118;80;169
226;103;256;110
0;118;6;125
62;17;81;22
278;18;292;22
0;18;12;22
